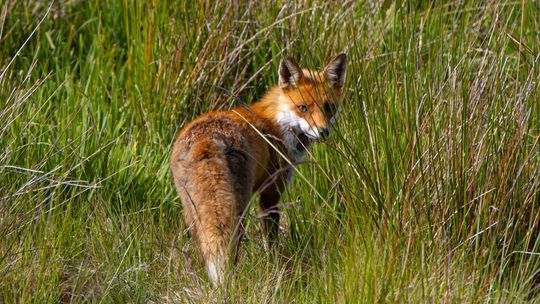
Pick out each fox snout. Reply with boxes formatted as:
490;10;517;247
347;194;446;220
319;127;330;140
306;126;330;141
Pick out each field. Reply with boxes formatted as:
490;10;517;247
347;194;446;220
1;0;539;302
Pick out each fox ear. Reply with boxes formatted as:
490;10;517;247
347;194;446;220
324;53;347;87
279;57;304;88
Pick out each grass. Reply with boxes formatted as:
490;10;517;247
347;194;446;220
1;0;539;302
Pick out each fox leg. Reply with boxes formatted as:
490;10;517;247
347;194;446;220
259;184;281;249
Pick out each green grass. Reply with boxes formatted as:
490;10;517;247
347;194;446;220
1;0;539;302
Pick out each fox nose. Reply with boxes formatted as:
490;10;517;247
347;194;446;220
319;128;330;139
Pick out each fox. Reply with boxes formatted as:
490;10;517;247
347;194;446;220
170;53;347;285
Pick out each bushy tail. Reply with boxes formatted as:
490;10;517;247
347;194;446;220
173;138;249;286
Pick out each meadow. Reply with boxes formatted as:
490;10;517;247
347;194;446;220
1;0;539;302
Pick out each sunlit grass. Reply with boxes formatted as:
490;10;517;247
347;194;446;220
1;1;539;302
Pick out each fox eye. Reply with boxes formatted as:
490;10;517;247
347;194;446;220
297;105;309;113
324;103;336;114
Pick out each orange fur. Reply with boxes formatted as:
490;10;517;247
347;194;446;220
170;53;347;285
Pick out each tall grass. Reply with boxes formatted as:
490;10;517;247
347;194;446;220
1;0;539;302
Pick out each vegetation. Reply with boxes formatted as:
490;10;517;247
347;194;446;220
1;0;539;302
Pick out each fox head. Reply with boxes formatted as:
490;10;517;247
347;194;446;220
275;53;347;148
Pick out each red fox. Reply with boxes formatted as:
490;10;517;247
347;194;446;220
171;53;346;285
